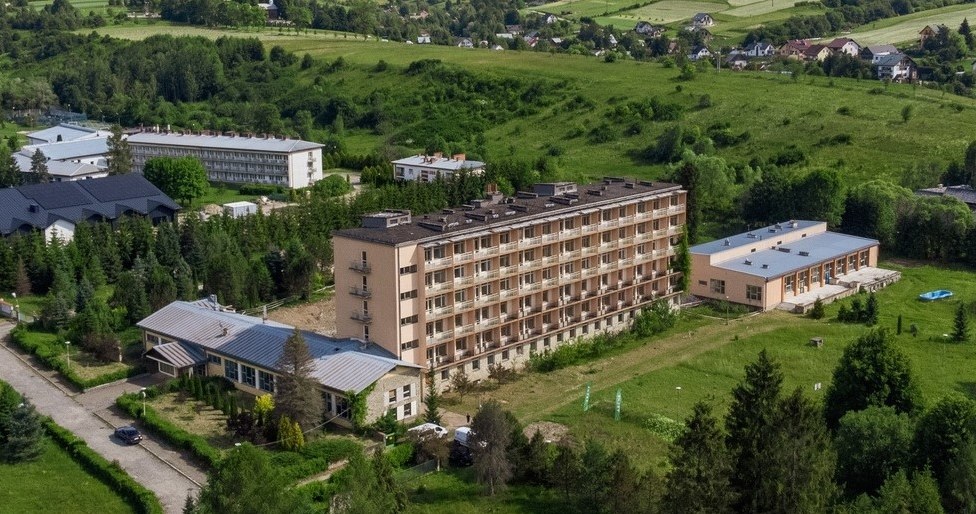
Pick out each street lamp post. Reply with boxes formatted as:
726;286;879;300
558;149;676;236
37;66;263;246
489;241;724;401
64;341;71;369
10;292;18;323
725;296;730;325
140;388;147;418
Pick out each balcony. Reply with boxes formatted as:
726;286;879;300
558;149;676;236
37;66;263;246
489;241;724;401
562;249;581;260
499;242;518;252
582;246;599;256
426;256;452;269
454;275;474;287
582;224;599;234
522;236;543;247
500;289;518;299
454;299;474;311
427;305;452;317
427;281;452;293
350;311;373;323
349;286;372;298
542;233;560;243
542;255;559;265
559;228;581;240
456;324;476;336
499;264;518;276
454;252;474;263
349;261;371;273
426;330;454;344
475;293;500;305
475;270;499;281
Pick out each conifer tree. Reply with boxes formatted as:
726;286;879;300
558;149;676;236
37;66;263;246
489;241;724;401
423;368;442;425
663;401;736;513
3;398;44;463
953;302;969;343
106;125;132;175
274;329;323;431
471;400;513;496
29;149;50;183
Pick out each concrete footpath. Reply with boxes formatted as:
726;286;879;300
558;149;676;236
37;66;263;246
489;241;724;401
0;323;203;513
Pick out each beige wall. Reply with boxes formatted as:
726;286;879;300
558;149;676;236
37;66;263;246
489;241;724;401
369;367;423;422
333;237;406;357
702;222;828;266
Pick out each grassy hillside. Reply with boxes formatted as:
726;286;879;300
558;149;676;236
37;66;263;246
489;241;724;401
87;24;976;187
846;3;976;45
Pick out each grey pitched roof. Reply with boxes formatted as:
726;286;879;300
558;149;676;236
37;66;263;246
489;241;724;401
127;132;323;153
146;342;206;368
875;53;912;67
710;232;879;279
0;175;180;236
137;301;419;393
27;124;107;144
864;44;898;55
18;138;109;161
917;184;976;206
13;154;104;178
392;155;486;171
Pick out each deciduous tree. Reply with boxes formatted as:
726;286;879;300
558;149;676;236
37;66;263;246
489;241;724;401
195;443;299;514
471;399;513;495
143;156;209;206
835;406;915;497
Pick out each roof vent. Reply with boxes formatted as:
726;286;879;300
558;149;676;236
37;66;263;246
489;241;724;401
798;251;810;257
723;239;730;246
28;203;39;213
746;232;756;239
744;259;752;265
761;264;769;269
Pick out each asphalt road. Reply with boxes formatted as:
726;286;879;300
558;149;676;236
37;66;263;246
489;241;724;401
0;323;202;513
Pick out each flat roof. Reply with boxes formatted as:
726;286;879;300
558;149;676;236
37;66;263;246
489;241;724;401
691;220;823;256
18;138;109;161
392;155;486;171
27;123;107;144
127;132;323;153
712;231;879;279
333;179;684;246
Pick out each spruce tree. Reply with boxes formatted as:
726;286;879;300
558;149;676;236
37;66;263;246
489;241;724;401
865;292;879;325
106;124;132;175
725;349;783;512
471;400;513;496
274;329;323;431
953;302;969;343
663;401;736;513
29;149;50;183
423;368;442;425
3;398;44;463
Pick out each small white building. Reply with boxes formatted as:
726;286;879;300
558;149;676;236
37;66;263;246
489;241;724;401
127;132;324;189
392;153;486;182
223;201;259;218
26;123;111;145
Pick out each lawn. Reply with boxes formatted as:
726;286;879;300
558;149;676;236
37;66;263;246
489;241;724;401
147;392;237;450
846;4;976;45
0;439;134;514
446;262;976;470
193;183;261;208
405;468;571;514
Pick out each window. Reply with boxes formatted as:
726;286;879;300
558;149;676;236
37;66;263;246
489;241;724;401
399;265;417;275
403;402;413;417
241;365;256;387
425;246;445;261
454;267;465;279
454;290;466;302
259;371;275;392
499;233;510;244
785;276;795;293
453;242;465;255
324;392;333;413
336;396;350;419
401;339;419;350
208;354;221;365
472;359;481;370
502;350;510;361
224;360;238;381
746;285;762;301
487;354;495;365
402;385;412;399
401;314;419;326
389;389;397;403
159;362;176;376
400;290;418;300
710;279;726;295
500;255;511;267
479;260;491;273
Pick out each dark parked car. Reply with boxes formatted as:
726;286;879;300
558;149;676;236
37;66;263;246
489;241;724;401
114;426;143;445
449;441;473;467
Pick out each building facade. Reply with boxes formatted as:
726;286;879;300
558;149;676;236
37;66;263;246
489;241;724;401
392;153;486;182
127;132;324;189
138;300;422;426
689;221;887;312
333;179;687;388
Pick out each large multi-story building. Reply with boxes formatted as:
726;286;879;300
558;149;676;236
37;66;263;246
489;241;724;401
332;178;687;387
127;132;324;189
392;153;485;182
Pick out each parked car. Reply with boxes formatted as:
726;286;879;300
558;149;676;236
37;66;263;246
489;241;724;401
407;422;448;439
114;426;143;445
449;440;473;467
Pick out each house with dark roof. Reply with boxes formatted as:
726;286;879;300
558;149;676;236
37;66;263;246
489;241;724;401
690;221;899;313
744;41;775;57
0;174;179;242
691;12;714;27
138;299;422;426
862;44;898;63
874;53;917;82
779;39;811;59
826;37;861;57
917;184;976;211
634;21;664;37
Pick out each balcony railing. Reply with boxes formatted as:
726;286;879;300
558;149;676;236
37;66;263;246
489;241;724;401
454;252;474;263
349;286;372;298
350;311;372;323
426;330;454;343
349;261;371;273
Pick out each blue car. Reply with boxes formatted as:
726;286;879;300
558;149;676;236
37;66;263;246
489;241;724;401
114;426;143;445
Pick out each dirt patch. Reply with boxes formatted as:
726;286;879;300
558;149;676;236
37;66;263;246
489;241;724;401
523;421;569;443
149;392;235;449
266;295;337;335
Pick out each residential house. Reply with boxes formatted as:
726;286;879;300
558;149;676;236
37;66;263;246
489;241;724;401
542;13;558;24
919;24;947;48
802;44;831;62
257;0;278;19
128;131;324;189
744;41;775;57
417;33;431;44
392;153;486;182
916;184;976;211
688;46;712;61
826;37;861;57
332;179;687;388
0;174;179;242
725;55;750;70
686;26;714;41
689;221;899;313
874;53;917;82
138;299;423;426
634;21;664;37
691;12;715;27
457;38;474;48
607;34;618;47
862;44;898;63
779;39;811;59
505;24;522;34
495;33;514;40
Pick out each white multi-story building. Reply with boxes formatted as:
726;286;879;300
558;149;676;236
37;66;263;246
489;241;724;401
128;132;324;189
392;153;485;182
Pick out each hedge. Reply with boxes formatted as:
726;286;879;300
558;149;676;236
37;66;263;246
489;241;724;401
272;438;362;481
10;326;144;390
116;392;222;469
43;419;164;514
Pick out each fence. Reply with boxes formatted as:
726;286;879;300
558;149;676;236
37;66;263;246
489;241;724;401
239;285;334;317
396;459;438;484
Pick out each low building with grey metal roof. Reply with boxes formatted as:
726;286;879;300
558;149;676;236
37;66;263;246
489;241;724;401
127;131;324;189
137;300;422;426
26;123;111;145
392;153;486;182
689;221;895;313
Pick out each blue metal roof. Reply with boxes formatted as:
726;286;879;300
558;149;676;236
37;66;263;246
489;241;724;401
19;138;109;161
712;231;879;279
0;175;180;236
691;220;823;256
127;132;322;153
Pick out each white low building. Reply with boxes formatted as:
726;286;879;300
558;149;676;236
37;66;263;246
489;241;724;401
26;123;112;145
127;132;324;189
392;153;486;182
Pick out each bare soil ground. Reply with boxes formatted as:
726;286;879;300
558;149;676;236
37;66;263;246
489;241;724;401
266;295;337;335
523;421;569;443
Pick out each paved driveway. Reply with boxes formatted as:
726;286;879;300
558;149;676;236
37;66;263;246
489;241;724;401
0;323;203;513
